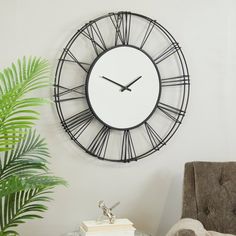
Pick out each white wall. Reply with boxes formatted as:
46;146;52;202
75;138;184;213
1;0;236;235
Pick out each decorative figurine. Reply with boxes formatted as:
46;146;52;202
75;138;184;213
97;200;120;224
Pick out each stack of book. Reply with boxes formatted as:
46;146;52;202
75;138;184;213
80;218;136;236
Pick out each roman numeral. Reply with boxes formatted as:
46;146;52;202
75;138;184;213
121;130;136;162
82;22;107;55
140;20;156;49
87;126;110;158
62;49;90;73
62;109;94;138
154;42;181;64
161;75;190;87
145;122;165;148
54;84;86;102
109;12;132;46
158;102;185;123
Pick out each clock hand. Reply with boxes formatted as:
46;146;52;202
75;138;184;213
100;76;131;92
120;76;142;92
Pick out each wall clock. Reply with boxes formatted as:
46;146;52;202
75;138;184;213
54;11;190;163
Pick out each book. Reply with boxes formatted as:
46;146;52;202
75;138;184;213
81;219;134;232
79;226;135;236
80;218;136;236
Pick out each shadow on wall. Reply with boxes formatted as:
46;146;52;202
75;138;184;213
119;170;182;236
157;172;183;236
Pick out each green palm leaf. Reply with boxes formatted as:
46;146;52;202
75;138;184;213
0;176;65;234
0;175;66;198
0;129;67;234
0;57;50;151
0;129;50;179
0;57;67;234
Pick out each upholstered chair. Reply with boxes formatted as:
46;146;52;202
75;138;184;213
167;162;236;236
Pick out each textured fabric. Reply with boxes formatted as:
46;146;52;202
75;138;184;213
182;162;236;234
166;218;207;236
166;218;236;236
177;229;196;236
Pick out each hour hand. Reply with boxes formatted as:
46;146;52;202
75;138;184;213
100;76;131;92
121;76;142;92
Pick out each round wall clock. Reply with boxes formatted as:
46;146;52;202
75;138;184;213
54;11;190;163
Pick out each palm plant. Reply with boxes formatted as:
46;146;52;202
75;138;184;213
0;57;66;235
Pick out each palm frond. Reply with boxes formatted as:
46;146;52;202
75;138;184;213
0;175;66;234
0;57;67;234
0;57;50;151
0;129;50;179
0;175;67;198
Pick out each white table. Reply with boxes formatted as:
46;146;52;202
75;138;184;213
64;230;150;236
135;230;151;236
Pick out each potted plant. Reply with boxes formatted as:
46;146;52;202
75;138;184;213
0;57;66;235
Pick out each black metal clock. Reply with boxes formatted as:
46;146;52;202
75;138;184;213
54;11;190;163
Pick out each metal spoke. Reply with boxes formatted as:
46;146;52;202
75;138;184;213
109;12;132;46
145;122;165;148
154;43;181;64
88;126;110;158
62;109;94;138
64;49;89;73
140;20;156;49
162;75;190;87
158;103;185;123
121;130;136;162
82;22;107;55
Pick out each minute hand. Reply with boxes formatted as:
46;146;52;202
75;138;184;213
121;76;142;92
101;76;131;92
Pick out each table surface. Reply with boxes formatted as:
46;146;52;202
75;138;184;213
64;230;151;236
135;230;151;236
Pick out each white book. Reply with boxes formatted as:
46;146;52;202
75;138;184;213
81;219;134;232
79;226;135;236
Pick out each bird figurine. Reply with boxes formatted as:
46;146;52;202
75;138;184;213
97;200;120;224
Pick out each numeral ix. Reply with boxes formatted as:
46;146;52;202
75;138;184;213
54;84;86;102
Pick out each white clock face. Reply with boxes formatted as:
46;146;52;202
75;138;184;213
87;46;160;129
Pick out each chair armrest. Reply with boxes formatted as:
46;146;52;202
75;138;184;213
166;218;207;236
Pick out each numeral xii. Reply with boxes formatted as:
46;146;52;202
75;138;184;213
109;12;132;45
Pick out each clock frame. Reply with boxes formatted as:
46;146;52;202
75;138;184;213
54;11;190;163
